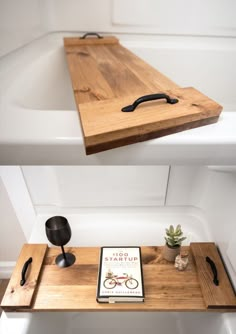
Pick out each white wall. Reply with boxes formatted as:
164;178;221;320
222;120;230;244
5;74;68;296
166;166;236;244
197;169;236;274
166;166;208;207
166;167;236;242
0;178;26;262
1;0;235;54
0;0;47;57
21;166;169;208
46;0;236;37
197;168;236;282
0;167;37;270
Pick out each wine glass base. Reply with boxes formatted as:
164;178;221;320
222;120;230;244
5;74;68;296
55;253;76;268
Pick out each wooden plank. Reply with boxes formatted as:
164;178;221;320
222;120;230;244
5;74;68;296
66;51;115;103
26;246;205;311
0;280;9;315
65;44;153;104
1;244;48;309
64;36;119;48
4;245;235;312
64;36;222;154
191;242;236;309
64;40;178;105
79;87;222;154
108;44;179;92
42;247;100;266
85;45;152;98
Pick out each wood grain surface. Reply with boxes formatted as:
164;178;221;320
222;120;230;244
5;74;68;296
28;246;204;311
191;243;236;309
64;36;222;155
79;87;222;154
64;36;119;48
1;244;48;309
0;279;9;315
2;244;235;312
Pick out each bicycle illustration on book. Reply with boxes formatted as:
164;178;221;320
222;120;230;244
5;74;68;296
103;270;139;290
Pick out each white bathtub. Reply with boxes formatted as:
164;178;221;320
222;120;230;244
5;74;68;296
0;33;236;164
1;312;235;334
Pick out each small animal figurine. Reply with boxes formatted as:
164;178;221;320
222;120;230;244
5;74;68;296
174;254;189;271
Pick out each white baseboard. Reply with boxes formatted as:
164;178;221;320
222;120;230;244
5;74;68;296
0;262;15;279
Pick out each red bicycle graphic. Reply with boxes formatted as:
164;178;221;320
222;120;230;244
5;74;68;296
103;272;139;290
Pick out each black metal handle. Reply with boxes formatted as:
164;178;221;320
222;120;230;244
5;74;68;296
206;256;219;286
20;257;32;286
121;93;178;112
80;32;103;39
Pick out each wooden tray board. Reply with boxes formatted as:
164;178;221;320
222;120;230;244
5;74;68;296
191;242;236;309
1;244;48;309
64;36;222;155
78;87;221;154
2;244;235;312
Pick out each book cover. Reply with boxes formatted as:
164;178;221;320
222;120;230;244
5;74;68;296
96;246;144;303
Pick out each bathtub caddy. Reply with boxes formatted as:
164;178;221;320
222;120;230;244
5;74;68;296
64;34;222;155
1;243;235;312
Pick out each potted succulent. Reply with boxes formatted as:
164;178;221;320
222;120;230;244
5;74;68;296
163;224;186;262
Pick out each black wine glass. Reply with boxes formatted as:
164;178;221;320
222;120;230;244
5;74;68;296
45;216;76;268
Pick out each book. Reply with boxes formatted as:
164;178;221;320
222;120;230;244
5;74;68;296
96;246;145;303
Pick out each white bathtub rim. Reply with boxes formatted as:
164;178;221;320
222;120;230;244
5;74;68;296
1;103;236;144
0;310;234;334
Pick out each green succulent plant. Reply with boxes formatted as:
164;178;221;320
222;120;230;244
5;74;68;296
165;224;186;248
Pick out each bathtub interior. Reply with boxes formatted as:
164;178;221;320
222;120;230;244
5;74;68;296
130;46;236;111
0;312;228;334
29;207;210;247
10;46;77;111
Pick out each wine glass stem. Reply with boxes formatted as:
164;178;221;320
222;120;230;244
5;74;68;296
61;245;67;261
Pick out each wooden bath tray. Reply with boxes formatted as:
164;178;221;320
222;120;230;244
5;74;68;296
64;34;222;155
1;243;235;312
